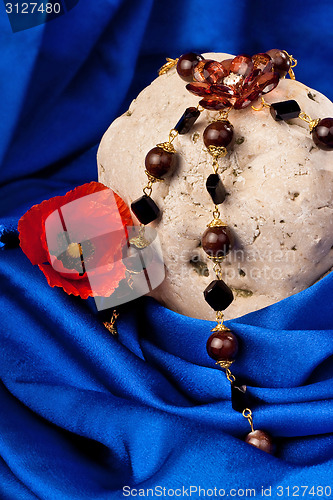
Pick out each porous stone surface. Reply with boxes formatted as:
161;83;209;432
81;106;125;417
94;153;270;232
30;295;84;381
98;53;333;320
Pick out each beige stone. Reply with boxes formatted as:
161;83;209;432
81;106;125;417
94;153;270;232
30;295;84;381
97;53;333;320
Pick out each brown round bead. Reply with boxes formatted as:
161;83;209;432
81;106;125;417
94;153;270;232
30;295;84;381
206;330;239;361
245;430;275;454
201;226;232;258
312;118;333;150
266;49;290;78
176;52;203;82
145;147;176;179
203;121;234;149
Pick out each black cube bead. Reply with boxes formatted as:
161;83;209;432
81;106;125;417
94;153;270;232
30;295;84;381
206;173;226;204
203;279;234;311
270;100;301;121
174;107;201;135
231;381;252;413
131;195;160;225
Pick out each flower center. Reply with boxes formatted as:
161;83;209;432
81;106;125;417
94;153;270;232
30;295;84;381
223;73;243;87
66;242;82;259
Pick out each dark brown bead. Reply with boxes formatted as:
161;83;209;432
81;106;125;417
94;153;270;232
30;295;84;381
201;226;232;258
203;121;234;149
174;107;200;134
245;430;275;454
231;381;252;413
270;100;301;121
312;118;333;150
206;173;226;204
204;280;234;310
266;49;291;78
145;147;176;179
131;195;160;225
206;330;238;361
177;52;203;82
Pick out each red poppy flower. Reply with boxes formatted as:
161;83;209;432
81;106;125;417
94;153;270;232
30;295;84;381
186;53;279;110
18;182;133;299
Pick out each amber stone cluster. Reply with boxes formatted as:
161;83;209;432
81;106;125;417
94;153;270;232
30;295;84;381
177;50;288;110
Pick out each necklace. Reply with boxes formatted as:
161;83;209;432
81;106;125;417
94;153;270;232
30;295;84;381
105;49;333;455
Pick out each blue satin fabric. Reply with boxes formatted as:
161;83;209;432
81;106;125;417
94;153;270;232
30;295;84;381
1;0;333;498
1;248;333;498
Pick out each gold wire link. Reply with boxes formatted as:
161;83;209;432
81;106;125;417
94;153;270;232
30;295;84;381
129;224;151;249
169;129;179;143
211;316;230;332
215;310;224;323
158;57;179;76
298;112;320;132
251;96;271;111
242;408;254;432
156;129;178;153
143;178;154;197
212;204;221;220
213;261;223;280
103;309;119;336
283;50;297;80
218;108;232;121
212;158;219;175
225;368;236;383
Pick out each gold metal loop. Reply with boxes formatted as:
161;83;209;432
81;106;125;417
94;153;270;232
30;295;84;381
129;224;151;249
217;108;232;121
212;204;221;220
213;261;223;280
103;309;119;336
212;159;219;175
169;129;179;143
251;96;271;112
143;179;153;197
158;57;179;76
242;408;254;432
225;368;236;383
156;129;178;154
298;112;320;132
283;50;297;80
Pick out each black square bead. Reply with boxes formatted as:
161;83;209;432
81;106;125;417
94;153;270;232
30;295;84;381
206;173;226;204
231;381;252;413
174;107;201;135
203;279;234;311
131;195;160;225
270;100;301;121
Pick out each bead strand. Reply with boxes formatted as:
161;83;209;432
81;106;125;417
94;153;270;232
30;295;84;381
254;97;333;151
